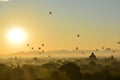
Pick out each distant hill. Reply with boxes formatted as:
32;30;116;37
1;49;120;59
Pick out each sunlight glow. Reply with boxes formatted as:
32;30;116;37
6;26;27;44
0;0;9;1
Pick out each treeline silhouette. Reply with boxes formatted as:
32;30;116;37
0;61;120;80
0;53;120;80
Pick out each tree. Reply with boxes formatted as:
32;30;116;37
59;62;82;80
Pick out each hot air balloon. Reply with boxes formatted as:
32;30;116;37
118;42;120;44
108;48;111;51
77;34;80;37
27;44;29;47
96;49;98;51
42;44;44;47
102;47;104;50
106;48;108;50
49;11;52;15
39;52;41;54
76;47;78;50
42;50;45;53
31;47;34;50
38;47;41;50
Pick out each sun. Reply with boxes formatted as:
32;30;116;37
6;26;27;44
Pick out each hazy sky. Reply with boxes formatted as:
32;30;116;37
0;0;120;54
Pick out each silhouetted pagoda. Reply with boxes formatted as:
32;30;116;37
110;55;116;62
89;52;97;61
110;55;115;60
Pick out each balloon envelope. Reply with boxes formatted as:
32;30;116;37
118;42;120;44
42;44;44;47
38;47;41;50
42;50;44;53
77;34;80;37
27;44;29;46
76;47;78;50
49;11;52;15
31;47;34;50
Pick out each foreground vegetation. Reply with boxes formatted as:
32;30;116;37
0;54;120;80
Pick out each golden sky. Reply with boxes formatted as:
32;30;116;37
0;0;120;54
